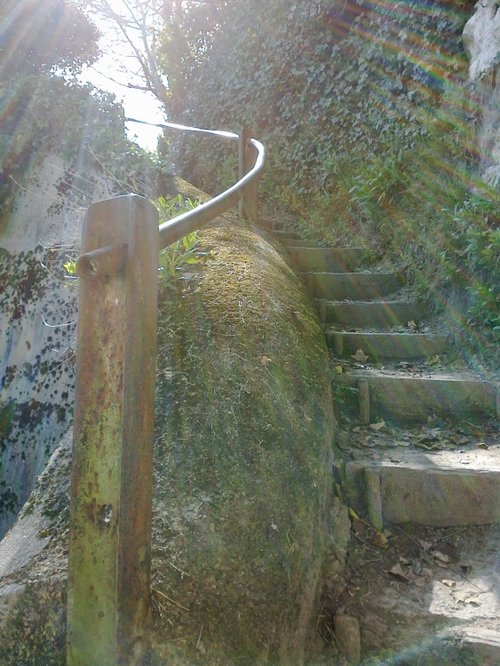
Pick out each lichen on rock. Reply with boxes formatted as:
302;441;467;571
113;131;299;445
0;246;77;537
463;0;500;189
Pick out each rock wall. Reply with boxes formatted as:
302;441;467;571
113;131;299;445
1;152;113;252
0;155;113;537
463;0;500;189
0;246;76;537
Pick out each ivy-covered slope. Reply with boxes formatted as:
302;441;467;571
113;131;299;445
0;192;339;664
171;0;498;370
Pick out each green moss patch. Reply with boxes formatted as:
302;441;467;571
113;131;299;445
151;216;335;663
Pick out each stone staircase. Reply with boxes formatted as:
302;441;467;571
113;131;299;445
262;224;500;664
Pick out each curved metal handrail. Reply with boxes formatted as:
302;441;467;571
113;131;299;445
126;118;265;248
159;137;264;247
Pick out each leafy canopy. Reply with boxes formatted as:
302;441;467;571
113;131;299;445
0;0;100;76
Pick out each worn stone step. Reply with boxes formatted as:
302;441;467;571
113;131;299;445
305;272;404;301
270;229;301;239
334;370;498;423
321;300;429;328
402;629;500;666
287;247;371;272
345;445;500;527
327;331;449;360
281;238;319;248
457;628;500;665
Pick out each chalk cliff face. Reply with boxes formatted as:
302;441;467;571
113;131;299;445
0;155;113;537
463;0;500;189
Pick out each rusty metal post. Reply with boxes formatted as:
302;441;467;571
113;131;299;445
238;127;259;223
67;195;159;666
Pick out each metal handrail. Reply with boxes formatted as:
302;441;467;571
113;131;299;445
76;123;265;275
159;137;264;246
125;118;265;248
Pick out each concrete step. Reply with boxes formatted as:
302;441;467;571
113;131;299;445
259;228;319;247
270;229;301;239
457;628;500;665
281;238;319;248
327;331;449;360
345;445;500;527
334;370;498;424
321;300;429;328
404;629;500;666
305;272;403;301
286;247;372;272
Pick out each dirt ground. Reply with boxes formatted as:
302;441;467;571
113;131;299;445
315;409;500;664
322;520;499;658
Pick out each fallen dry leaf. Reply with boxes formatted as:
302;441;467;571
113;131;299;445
451;434;470;446
434;559;449;569
432;542;459;564
387;563;411;583
414;577;427;589
373;532;389;548
348;507;362;521
464;597;482;607
370;420;386;431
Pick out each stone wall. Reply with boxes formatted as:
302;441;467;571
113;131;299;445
0;155;113;537
1;152;112;252
463;0;500;189
0;219;339;665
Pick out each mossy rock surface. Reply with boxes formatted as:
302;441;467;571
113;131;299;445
0;187;335;664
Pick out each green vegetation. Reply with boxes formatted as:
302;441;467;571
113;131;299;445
1;0;99;76
0;76;171;231
0;193;337;665
158;0;498;371
1;0;498;662
0;0;173;233
64;1;497;372
154;195;206;286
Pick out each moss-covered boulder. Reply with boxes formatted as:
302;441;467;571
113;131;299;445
0;200;336;664
150;219;335;664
